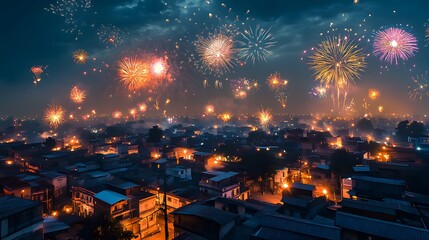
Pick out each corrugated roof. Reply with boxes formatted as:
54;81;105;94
0;196;40;219
94;190;129;205
352;175;406;186
172;204;237;226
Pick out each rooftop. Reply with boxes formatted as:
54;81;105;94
0;196;40;219
94;190;129;205
172;204;238;226
352;175;406;186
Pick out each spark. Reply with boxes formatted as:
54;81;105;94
70;86;86;104
112;111;122;119
238;26;276;64
31;66;45;84
205;104;215;115
44;104;65;129
257;108;272;129
373;27;418;64
267;72;288;91
220;113;232;123
276;92;287;109
195;32;236;73
368;88;380;100
73;49;89;64
45;0;92;35
97;24;125;47
310;85;328;98
409;73;429;100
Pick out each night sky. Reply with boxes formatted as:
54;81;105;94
1;0;429;118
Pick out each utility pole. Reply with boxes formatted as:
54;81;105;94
163;174;169;240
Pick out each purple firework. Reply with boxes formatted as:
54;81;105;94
373;27;418;65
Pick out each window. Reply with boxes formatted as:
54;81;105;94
167;197;172;202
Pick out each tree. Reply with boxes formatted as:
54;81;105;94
147;125;163;144
356;118;374;133
395;120;426;141
239;150;279;194
330;149;359;179
43;137;56;150
79;215;135;240
408;121;426;138
247;130;269;145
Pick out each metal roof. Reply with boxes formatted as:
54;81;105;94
94;190;129;205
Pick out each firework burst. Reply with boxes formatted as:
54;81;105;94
409;73;429;100
205;104;215;115
97;24;125;47
257;108;272;129
309;36;366;110
45;0;92;35
118;57;150;91
44;104;65;129
373;28;418;64
368;88;380;100
238;26;276;64
267;72;288;91
73;49;89;64
309;36;366;88
310;85;328;98
195;32;236;74
230;78;259;99
31;66;45;84
70;86;86;104
220;113;232;123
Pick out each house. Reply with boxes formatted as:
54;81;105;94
94;190;131;221
348;175;406;200
199;171;241;199
0;196;43;240
279;183;327;220
166;165;192;180
136;191;160;238
40;171;67;197
172;204;239;240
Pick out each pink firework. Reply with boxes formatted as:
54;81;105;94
373;27;418;64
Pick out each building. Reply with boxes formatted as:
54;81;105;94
199;171;241;199
172;204;239;239
0;196;43;240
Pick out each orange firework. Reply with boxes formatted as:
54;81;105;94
220;113;232;123
205;104;215;115
31;66;44;84
257;108;272;129
112;111;122;119
368;88;380;100
138;103;147;112
73;49;89;64
267;72;288;90
118;57;150;91
234;89;247;99
44;104;65;129
69;86;86;104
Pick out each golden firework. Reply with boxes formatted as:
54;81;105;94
118;57;150;91
69;86;86;104
309;36;366;89
220;113;232;123
205;104;215;115
368;88;380;100
257;108;272;129
73;49;89;64
44;104;65;129
195;32;236;73
267;72;288;90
